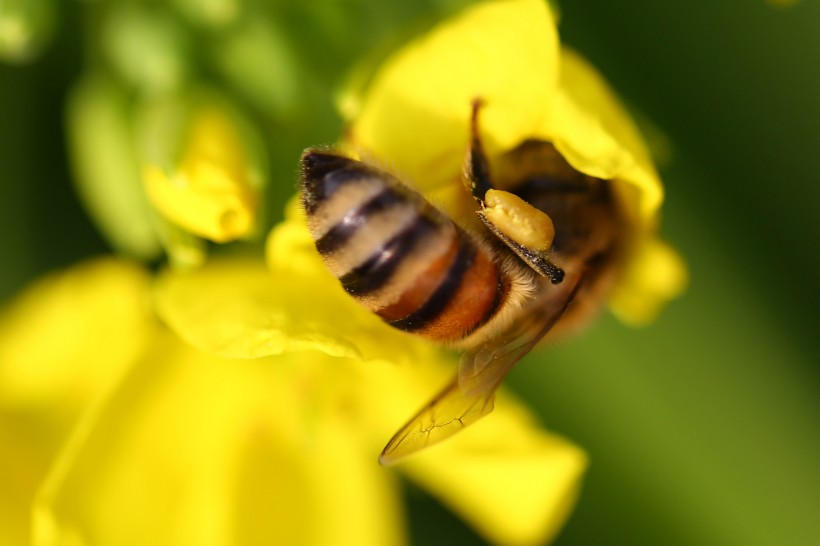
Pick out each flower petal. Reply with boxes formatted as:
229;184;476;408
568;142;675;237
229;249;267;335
154;258;357;359
33;336;406;546
154;204;425;362
609;236;688;325
350;356;586;546
0;258;151;418
142;103;259;243
0;258;152;544
405;415;585;546
350;0;559;194
538;47;664;227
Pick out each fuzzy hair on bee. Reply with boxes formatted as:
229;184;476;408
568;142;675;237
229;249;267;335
299;103;626;464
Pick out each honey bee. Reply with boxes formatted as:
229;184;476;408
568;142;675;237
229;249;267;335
299;102;626;464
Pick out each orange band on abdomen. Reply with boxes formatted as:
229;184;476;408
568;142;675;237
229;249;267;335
376;236;460;322
415;247;506;343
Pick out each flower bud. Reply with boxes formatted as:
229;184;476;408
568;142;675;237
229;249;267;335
211;18;301;120
136;91;266;245
102;3;190;95
0;0;55;63
66;74;161;260
172;0;241;28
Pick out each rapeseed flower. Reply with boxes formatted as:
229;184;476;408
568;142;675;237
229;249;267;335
149;0;683;542
139;94;263;245
68;80;265;267
345;0;685;324
0;251;585;546
1;0;684;545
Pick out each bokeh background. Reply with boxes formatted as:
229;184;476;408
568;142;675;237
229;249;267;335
1;0;819;545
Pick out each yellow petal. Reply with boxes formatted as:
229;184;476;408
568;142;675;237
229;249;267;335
141;100;259;243
538;47;664;227
350;0;559;194
351;356;586;546
0;258;152;417
0;258;152;545
609;236;688;325
406;415;585;546
33;335;406;546
153;258;356;359
154;209;423;362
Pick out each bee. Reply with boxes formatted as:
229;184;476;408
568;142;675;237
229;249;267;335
299;101;627;464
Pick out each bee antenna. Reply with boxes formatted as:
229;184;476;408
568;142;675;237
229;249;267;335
471;97;485;121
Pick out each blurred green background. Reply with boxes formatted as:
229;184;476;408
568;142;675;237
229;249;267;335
1;0;818;545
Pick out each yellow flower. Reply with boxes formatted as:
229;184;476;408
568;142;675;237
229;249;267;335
0;259;153;546
13;3;690;545
0;251;585;546
154;197;587;545
141;97;261;245
67;79;265;267
347;0;686;324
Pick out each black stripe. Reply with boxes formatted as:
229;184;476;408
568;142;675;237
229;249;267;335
388;236;477;332
339;216;437;296
315;190;401;255
301;163;371;215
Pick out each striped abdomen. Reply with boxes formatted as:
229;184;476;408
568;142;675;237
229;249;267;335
300;150;514;344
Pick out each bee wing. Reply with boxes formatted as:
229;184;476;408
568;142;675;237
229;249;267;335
379;276;582;465
378;374;496;465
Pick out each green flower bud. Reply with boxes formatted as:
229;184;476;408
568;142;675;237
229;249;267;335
0;0;56;63
66;74;161;260
102;3;190;95
172;0;242;29
211;18;301;120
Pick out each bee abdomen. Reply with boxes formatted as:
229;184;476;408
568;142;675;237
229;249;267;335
300;150;511;344
339;216;438;296
383;236;504;335
314;190;401;255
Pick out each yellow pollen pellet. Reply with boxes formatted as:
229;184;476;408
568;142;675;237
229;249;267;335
483;189;555;252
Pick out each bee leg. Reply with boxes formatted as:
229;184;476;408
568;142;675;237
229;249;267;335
465;100;565;284
465;98;494;204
